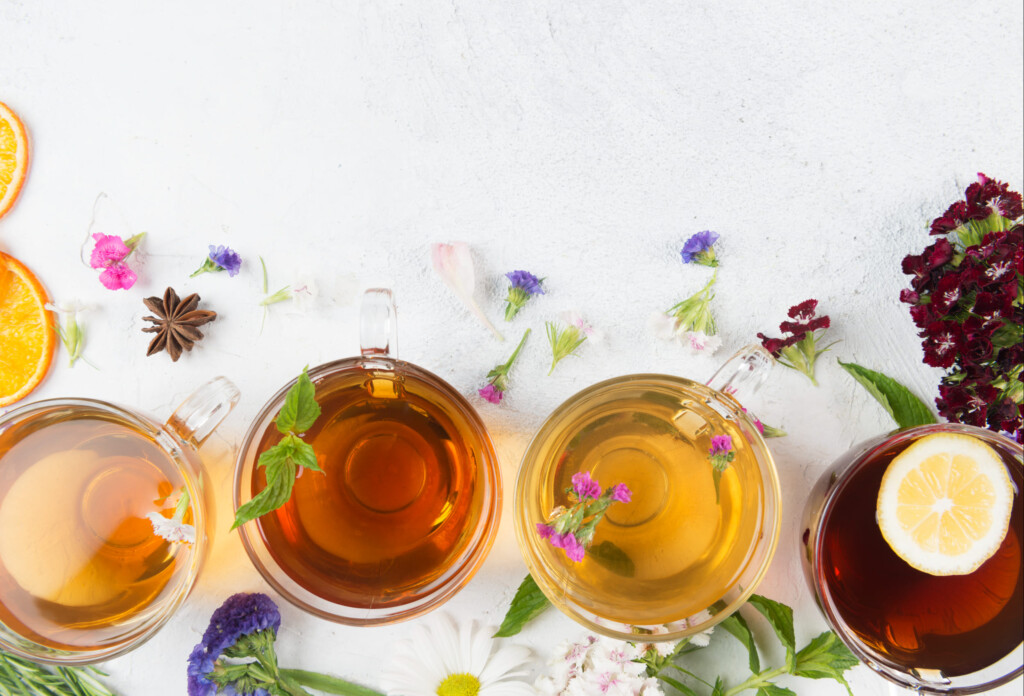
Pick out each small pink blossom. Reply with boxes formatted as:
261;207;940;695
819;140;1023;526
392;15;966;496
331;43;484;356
89;233;130;268
553;532;585;562
536;522;554;539
478;383;503;404
709;435;733;456
98;262;137;290
571;471;602;500
610;483;632;503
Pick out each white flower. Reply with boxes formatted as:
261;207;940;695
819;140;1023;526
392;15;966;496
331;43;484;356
431;242;504;341
146;512;196;544
289;277;318;313
649;312;678;341
682;331;722;356
678;610;715;648
558;310;601;343
381;614;533;696
537;634;652;696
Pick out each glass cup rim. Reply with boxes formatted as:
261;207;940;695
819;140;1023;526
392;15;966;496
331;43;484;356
513;372;782;642
0;397;207;665
809;422;1024;693
233;356;502;625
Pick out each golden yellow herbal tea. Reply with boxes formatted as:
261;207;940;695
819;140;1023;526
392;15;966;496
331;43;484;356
518;376;772;628
0;408;193;651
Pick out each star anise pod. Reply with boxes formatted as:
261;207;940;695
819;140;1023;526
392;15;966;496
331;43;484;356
142;287;217;361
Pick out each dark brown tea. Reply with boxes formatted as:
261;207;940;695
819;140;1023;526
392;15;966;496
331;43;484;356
817;439;1023;677
251;368;486;608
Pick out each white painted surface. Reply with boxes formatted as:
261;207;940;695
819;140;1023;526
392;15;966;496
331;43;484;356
1;1;1022;693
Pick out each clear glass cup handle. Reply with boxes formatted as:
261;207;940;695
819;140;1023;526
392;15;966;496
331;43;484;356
165;376;241;447
705;344;775;405
360;288;398;359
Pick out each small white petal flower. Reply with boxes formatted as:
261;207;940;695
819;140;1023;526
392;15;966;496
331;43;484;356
650;311;678;341
146;512;196;544
683;331;722;355
289;277;318;313
381;614;532;696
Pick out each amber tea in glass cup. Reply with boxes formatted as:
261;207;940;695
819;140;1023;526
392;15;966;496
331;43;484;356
234;289;501;625
802;423;1023;693
0;377;239;664
514;346;781;642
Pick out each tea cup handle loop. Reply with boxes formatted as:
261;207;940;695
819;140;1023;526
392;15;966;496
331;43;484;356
705;344;774;407
360;288;398;359
165;376;241;447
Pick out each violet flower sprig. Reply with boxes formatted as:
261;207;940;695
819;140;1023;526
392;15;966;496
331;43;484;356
681;230;720;267
188;593;383;696
536;472;631;563
504;270;545;321
191;245;242;278
479;328;531;404
757;299;835;386
708;434;736;503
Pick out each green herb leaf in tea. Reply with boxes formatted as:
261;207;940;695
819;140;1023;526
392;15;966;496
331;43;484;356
587;540;636;578
793;631;858;695
232;368;322;530
748;594;796;673
837;360;936;429
494;574;551;637
713;600;761;674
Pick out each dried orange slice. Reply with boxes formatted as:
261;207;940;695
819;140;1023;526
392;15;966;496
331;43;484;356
0;252;55;406
0;101;30;219
877;432;1013;576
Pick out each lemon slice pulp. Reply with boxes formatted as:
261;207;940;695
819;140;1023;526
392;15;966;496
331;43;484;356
876;432;1014;576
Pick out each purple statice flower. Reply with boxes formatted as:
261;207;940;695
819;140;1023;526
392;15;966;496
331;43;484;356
504;270;545;321
709;435;733;457
191;244;242;278
610;483;632;503
571;471;602;500
680;231;720;267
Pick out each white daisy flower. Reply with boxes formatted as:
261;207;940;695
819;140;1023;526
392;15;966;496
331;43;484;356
381;614;533;696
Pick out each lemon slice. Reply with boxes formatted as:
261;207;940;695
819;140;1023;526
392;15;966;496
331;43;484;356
877;432;1014;576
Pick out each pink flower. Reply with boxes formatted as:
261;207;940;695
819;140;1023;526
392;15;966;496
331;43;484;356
555;532;586;562
89;233;130;268
478;383;503;404
535;522;554;539
610;483;632;503
571;471;602;500
89;232;138;290
98;263;137;290
709;435;733;456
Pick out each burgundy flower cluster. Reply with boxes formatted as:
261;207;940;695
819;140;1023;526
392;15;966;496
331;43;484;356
900;173;1023;442
757;299;833;385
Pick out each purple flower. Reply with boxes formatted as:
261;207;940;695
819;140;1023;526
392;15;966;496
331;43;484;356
709;435;733;456
191;245;242;278
535;522;554;539
209;245;242;276
560;532;586;562
505;270;545;295
571;471;602;500
680;231;720;267
610;483;632;503
478;383;503;404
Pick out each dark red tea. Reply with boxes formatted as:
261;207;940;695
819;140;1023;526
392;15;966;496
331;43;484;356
817;440;1022;677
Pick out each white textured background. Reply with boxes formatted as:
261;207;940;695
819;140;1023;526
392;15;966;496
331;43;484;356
1;1;1022;694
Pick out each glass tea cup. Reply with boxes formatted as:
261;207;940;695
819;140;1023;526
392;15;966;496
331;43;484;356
0;377;240;665
514;346;781;642
802;423;1023;693
233;288;501;625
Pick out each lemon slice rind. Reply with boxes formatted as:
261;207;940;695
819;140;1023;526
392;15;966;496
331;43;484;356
876;432;1013;577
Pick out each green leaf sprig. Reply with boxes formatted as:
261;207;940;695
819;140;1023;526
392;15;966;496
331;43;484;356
0;649;118;696
232;367;322;530
837;360;937;429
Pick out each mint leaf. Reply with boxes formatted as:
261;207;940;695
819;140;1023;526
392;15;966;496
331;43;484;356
713;601;760;673
276;367;321;434
283;433;322;473
494;574;551;637
748;595;796;673
588;541;635;578
757;685;796;696
231;453;296;529
837;361;936;429
794;631;858;695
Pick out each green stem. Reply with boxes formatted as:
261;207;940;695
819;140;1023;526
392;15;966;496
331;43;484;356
503;328;531;370
722;667;787;696
281;669;386;696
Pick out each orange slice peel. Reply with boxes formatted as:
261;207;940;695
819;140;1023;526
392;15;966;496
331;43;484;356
0;101;30;220
0;252;56;406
